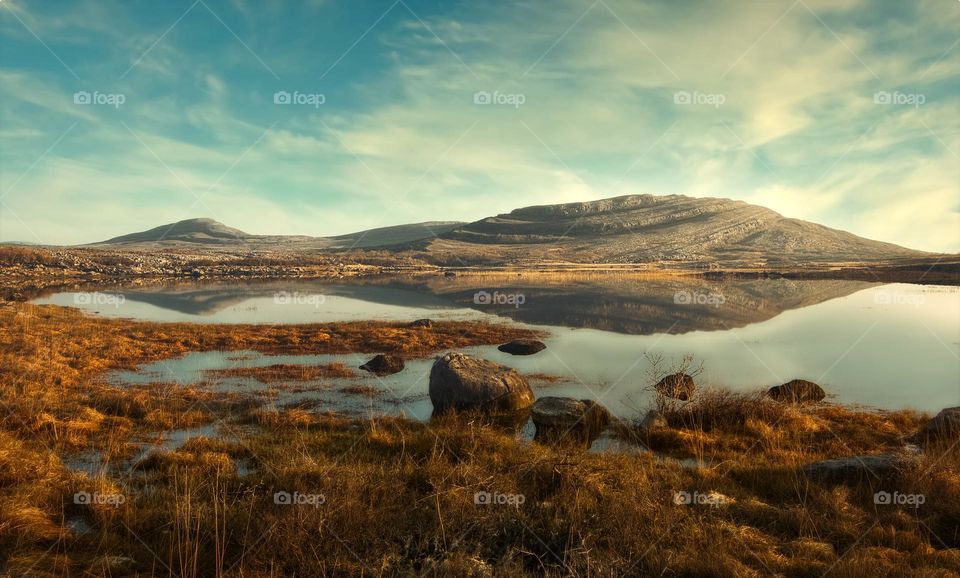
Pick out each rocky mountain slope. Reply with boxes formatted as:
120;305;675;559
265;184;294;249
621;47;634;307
421;194;928;267
89;194;933;267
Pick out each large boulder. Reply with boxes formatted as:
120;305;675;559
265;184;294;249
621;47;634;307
920;407;960;441
654;373;696;400
359;354;405;376
497;339;546;356
768;379;826;403
530;397;610;444
429;353;534;414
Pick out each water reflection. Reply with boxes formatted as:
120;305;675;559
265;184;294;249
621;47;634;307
35;275;877;334
32;277;960;412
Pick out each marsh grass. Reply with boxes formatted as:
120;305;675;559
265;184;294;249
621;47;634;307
206;362;357;383
1;302;958;576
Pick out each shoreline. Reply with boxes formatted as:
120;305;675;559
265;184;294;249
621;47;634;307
2;245;958;288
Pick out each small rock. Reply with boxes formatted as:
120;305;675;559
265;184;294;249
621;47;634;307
429;352;534;414
94;555;136;573
768;379;826;403
802;453;918;484
531;396;611;444
497;339;546;356
409;318;433;328
654;373;696;400
359;354;405;376
920;407;960;441
639;409;668;430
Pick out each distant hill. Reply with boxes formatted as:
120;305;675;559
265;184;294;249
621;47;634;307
92;218;462;250
96;218;257;245
90;194;935;267
326;221;463;249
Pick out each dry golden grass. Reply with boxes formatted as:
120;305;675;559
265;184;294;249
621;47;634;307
206;362;357;383
0;301;957;576
338;384;382;397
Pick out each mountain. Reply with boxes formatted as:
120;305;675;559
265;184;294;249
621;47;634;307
90;194;935;267
419;194;929;267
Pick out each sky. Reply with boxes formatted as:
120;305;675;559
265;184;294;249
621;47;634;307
0;0;958;251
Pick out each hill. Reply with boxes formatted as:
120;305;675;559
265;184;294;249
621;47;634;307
90;194;934;268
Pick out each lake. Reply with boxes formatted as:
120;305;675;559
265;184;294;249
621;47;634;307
34;275;960;414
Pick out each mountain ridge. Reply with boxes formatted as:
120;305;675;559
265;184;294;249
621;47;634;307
89;194;936;267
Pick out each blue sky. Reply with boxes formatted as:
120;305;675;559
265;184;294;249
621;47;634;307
0;0;957;250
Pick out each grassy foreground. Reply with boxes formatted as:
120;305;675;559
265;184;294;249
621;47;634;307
0;303;957;576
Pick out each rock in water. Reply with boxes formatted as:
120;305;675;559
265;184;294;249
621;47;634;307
359;354;405;376
767;379;826;403
654;373;696;400
429;352;534;414
531;396;610;444
497;339;547;356
921;407;960;441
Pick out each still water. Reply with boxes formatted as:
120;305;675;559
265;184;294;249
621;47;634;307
35;276;960;413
